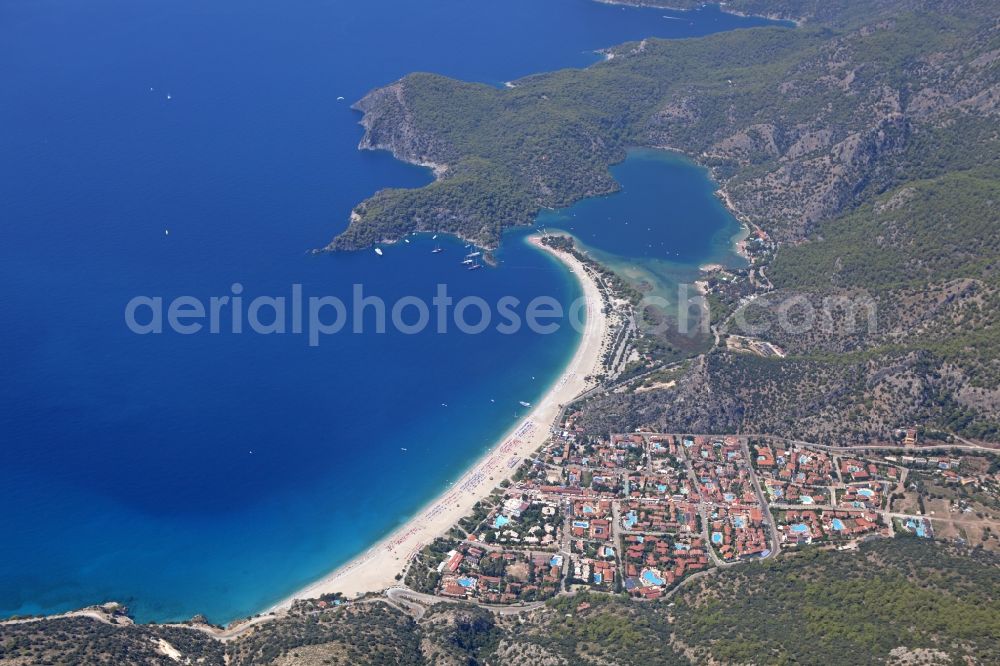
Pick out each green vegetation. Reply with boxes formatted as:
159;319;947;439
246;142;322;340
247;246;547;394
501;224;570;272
671;538;1000;664
330;0;1000;442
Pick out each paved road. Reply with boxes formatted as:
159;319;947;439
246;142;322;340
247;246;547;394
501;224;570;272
386;586;547;617
740;437;781;559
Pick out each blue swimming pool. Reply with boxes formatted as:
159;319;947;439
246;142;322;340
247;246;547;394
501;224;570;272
711;532;723;544
790;523;809;533
831;518;846;531
641;570;665;586
493;515;510;528
905;519;928;538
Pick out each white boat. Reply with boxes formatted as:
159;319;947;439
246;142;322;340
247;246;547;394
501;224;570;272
337;96;345;101
519;401;531;408
466;251;481;258
432;245;443;254
462;258;474;265
375;247;383;256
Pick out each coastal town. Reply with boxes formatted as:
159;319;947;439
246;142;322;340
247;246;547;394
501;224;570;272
296;234;1000;612
397;424;999;606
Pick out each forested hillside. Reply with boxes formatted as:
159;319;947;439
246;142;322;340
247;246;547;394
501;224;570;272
341;0;1000;442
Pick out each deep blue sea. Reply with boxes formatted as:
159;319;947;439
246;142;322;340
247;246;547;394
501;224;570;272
0;0;779;622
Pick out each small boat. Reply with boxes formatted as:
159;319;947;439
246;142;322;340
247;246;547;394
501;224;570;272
461;258;474;265
431;245;443;254
466;251;481;258
400;447;407;452
519;401;531;408
337;96;345;101
404;238;410;244
164;229;169;236
467;262;483;271
432;234;438;239
375;247;383;256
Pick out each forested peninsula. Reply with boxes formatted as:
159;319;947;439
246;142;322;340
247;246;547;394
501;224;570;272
331;0;1000;443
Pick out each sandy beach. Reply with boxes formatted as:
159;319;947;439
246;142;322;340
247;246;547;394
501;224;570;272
270;234;610;609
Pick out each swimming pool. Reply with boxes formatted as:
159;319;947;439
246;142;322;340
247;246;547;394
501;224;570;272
457;577;477;588
494;515;510;528
711;532;723;544
800;496;814;505
790;523;809;533
641;570;665;586
572;520;589;529
831;518;846;531
733;516;747;528
905;519;928;538
857;488;875;498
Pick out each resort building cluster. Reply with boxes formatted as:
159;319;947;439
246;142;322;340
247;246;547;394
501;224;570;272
402;424;999;606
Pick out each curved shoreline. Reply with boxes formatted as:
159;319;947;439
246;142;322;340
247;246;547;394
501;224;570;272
268;234;611;611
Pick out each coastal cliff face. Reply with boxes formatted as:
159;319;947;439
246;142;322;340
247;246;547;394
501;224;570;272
353;81;450;176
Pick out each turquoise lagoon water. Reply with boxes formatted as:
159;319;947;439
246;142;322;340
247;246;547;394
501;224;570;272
0;0;782;622
537;149;748;310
